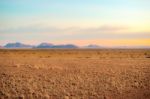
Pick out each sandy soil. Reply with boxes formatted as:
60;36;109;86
0;49;150;99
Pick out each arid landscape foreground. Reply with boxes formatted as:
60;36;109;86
0;49;150;99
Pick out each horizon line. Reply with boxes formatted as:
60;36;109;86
1;42;150;48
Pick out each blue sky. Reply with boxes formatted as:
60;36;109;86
0;0;150;46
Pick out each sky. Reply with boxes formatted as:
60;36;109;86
0;0;150;46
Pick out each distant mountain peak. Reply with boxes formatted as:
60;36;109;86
52;44;78;48
36;43;78;48
4;42;33;48
36;42;54;48
85;44;101;48
39;42;53;46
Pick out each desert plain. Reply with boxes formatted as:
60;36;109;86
0;49;150;99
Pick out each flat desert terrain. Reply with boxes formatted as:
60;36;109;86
0;49;150;99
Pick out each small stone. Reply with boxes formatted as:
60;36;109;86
64;96;69;99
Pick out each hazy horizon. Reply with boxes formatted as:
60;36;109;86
1;42;150;48
0;0;150;46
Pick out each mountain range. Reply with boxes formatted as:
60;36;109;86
2;42;79;49
36;43;78;48
0;42;150;49
4;42;34;48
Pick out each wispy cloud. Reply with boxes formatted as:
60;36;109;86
0;25;130;33
0;25;150;42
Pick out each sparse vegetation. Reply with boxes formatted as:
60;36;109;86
0;49;150;99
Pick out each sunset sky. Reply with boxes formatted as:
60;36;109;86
0;0;150;46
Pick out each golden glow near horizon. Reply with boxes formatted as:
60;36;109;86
49;39;150;46
0;0;150;46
